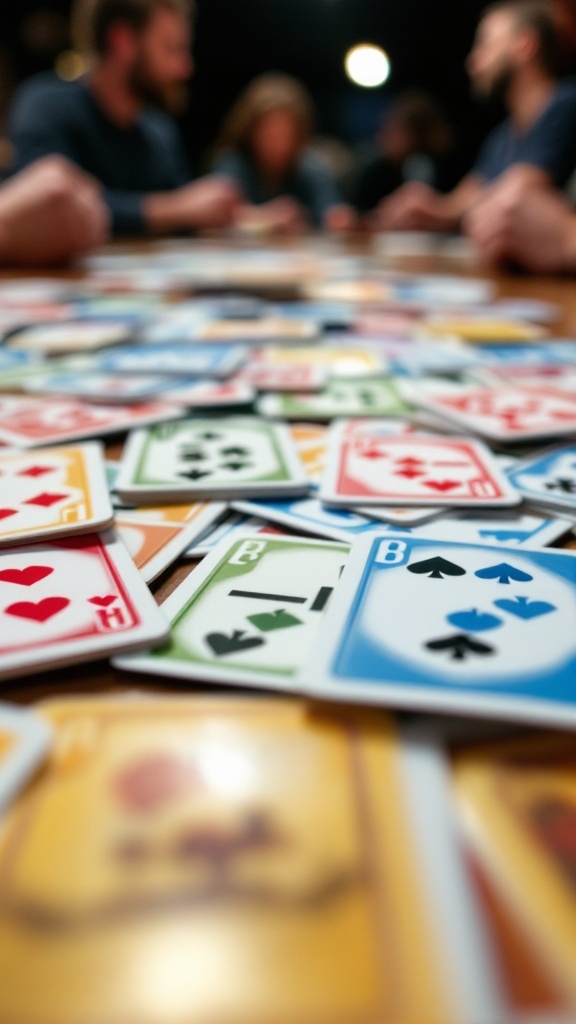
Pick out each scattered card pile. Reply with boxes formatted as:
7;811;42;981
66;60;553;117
1;240;576;1021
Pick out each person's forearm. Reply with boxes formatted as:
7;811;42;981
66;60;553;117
431;176;485;229
143;190;187;234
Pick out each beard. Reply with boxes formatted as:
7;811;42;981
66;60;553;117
471;61;514;106
128;56;188;115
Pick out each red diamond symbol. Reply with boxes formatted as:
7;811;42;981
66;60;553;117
18;466;54;478
24;492;68;508
0;508;17;520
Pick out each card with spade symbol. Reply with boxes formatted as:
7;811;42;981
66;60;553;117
320;423;519;507
258;376;407;421
114;534;349;691
116;418;310;502
507;445;576;515
300;537;576;727
0;442;114;547
0;530;169;681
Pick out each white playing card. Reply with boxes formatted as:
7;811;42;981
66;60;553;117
157;379;256;407
408;381;576;442
114;533;350;692
320;421;520;508
0;702;52;816
0;443;113;547
116;418;309;502
6;320;134;354
235;361;328;392
0;395;181;448
300;536;576;727
507;444;576;515
24;371;178;404
231;497;571;549
184;513;284;557
0;530;169;681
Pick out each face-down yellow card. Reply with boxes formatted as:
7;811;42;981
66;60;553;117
0;696;493;1024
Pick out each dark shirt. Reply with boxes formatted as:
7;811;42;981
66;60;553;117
474;80;576;188
7;73;191;235
213;150;342;227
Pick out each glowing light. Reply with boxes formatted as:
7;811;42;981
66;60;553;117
345;44;390;88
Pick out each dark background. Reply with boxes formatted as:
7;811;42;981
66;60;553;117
0;0;535;182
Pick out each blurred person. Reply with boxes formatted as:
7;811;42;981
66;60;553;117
465;168;576;270
0;156;109;266
6;0;240;236
350;90;454;215
377;0;576;233
212;74;355;233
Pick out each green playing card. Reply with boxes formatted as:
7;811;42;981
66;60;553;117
257;376;409;421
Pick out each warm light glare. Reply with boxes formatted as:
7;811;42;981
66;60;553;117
345;44;390;88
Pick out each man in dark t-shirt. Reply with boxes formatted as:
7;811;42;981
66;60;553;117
7;0;240;236
376;0;576;233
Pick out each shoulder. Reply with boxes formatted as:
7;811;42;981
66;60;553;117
298;151;334;182
544;79;576;117
10;73;86;121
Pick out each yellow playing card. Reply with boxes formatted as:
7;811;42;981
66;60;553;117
0;697;457;1024
423;319;545;343
454;731;576;1009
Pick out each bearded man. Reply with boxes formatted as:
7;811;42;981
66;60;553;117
375;0;576;233
7;0;240;236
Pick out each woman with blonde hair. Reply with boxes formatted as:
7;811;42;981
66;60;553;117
213;73;354;233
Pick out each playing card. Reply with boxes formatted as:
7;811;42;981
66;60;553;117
194;316;319;342
258;376;408;421
507;445;576;514
409;382;576;442
0;443;114;547
0;702;52;816
114;502;226;582
320;424;519;507
454;732;576;1008
252;344;383;377
232;497;571;549
7;320;135;354
24;371;179;403
0;694;496;1024
422;317;544;343
236;361;328;392
0;530;169;681
157;379;256;407
115;534;350;691
87;343;247;378
301;536;576;726
0;395;181;448
289;423;328;482
116;418;309;502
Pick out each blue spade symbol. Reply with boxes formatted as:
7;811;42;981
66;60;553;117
493;596;556;620
475;563;533;585
446;608;503;633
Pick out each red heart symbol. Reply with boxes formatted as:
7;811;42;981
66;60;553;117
88;595;117;607
0;565;54;586
424;480;459;492
5;596;70;622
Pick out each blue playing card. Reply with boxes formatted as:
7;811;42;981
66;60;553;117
88;343;246;378
507;446;576;512
233;497;572;549
303;537;576;726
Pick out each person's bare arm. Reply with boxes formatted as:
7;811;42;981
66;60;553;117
376;174;485;233
465;174;576;271
144;175;242;234
0;156;109;266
